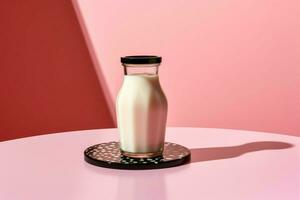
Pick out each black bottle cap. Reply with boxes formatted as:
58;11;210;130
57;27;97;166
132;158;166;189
121;55;162;64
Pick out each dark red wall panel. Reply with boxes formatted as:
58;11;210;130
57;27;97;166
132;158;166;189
0;0;114;141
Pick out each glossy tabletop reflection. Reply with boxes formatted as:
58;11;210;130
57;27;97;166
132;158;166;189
0;128;299;200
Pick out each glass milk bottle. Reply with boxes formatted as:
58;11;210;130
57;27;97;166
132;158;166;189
116;55;168;158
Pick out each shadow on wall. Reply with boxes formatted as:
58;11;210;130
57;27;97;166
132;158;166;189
190;141;293;163
0;0;114;141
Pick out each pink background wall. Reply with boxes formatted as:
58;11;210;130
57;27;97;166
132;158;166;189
73;0;300;136
0;0;114;141
1;0;299;140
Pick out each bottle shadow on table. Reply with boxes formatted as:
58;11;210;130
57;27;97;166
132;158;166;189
190;141;293;163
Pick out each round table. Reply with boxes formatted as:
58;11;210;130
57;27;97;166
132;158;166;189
0;128;299;200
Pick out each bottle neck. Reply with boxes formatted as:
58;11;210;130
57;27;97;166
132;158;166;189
123;63;159;75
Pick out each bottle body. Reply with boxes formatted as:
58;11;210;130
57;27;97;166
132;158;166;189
116;73;167;158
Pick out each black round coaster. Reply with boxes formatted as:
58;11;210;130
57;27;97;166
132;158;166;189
84;142;191;170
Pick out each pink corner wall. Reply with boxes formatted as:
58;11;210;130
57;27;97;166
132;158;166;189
0;0;114;141
73;0;300;136
1;1;299;140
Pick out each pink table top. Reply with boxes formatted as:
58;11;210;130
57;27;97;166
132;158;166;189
0;127;299;200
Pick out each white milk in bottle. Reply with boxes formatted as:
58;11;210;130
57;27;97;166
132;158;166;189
116;56;167;158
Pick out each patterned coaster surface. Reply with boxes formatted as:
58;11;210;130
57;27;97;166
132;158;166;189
84;142;191;170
